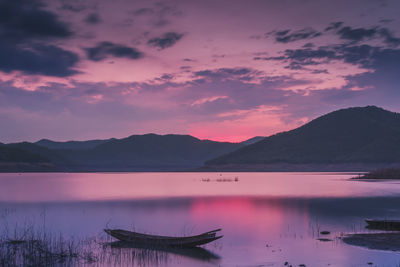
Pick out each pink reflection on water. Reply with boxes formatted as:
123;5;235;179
1;192;400;265
1;172;400;203
189;198;285;241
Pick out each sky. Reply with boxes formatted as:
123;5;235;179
1;0;400;143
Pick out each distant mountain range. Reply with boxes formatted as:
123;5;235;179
2;106;400;172
0;143;57;172
238;136;265;145
1;134;248;171
36;138;112;150
205;106;400;171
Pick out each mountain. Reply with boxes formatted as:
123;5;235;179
1;134;244;171
59;134;243;171
0;143;58;172
36;138;112;150
0;143;49;163
5;105;398;173
240;136;265;145
205;106;400;171
7;142;69;164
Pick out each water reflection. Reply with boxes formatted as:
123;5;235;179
1;196;400;266
1;173;400;266
107;241;220;262
1;172;400;202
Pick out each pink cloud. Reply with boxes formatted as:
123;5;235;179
188;105;309;142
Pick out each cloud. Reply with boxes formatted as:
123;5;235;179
336;26;377;42
255;36;400;99
0;0;78;77
345;47;400;98
195;68;251;77
58;0;94;12
0;80;174;142
84;13;102;24
324;22;344;32
193;67;262;82
133;7;154;16
288;44;396;71
377;28;400;46
191;96;229;106
268;22;400;47
0;63;388;143
311;69;329;74
132;2;183;28
254;47;338;70
0;43;79;77
85;42;143;61
259;22;400;73
254;40;400;71
147;32;184;49
271;28;322;43
0;0;72;41
285;47;338;63
325;22;400;46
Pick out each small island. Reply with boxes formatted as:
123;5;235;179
353;168;400;180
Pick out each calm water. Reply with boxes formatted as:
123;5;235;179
1;172;400;266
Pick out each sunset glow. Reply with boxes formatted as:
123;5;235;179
1;0;400;142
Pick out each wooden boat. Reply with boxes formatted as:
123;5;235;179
104;228;222;247
365;219;400;230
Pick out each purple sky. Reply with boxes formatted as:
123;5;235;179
1;0;400;142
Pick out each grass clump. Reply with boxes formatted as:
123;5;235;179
0;225;100;266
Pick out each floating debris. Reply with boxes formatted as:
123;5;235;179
201;176;239;182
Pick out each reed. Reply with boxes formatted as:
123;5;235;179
0;224;105;266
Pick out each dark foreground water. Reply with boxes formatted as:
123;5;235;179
0;172;399;266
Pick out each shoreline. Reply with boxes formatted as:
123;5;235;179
351;168;400;180
0;170;364;174
342;232;400;252
4;162;400;173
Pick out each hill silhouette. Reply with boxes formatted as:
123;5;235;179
36;139;112;150
2;106;400;172
0;143;58;172
0;144;49;163
2;134;244;171
58;134;243;171
205;106;400;170
239;136;265;145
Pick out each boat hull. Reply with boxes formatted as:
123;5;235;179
104;229;223;247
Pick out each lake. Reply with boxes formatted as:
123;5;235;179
1;172;399;266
